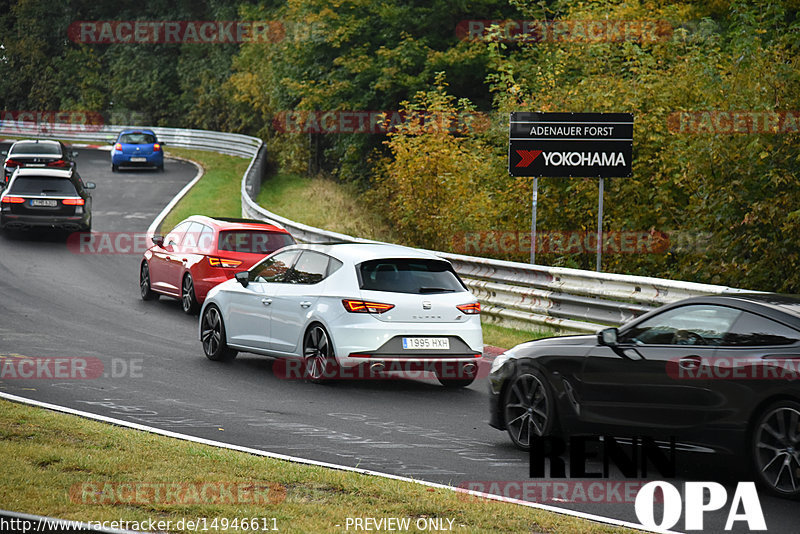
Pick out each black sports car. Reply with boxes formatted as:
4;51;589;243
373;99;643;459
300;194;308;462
489;294;800;499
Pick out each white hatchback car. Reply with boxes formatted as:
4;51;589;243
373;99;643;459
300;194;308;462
199;242;484;387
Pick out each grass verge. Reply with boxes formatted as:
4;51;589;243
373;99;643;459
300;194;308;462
160;148;250;231
256;173;397;243
0;399;640;533
481;323;555;349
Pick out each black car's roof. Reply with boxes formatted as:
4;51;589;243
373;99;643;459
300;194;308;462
656;293;800;323
712;293;800;318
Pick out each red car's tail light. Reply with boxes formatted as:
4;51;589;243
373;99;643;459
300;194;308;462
342;299;395;314
5;159;22;168
62;198;85;205
46;159;69;167
114;143;122;151
1;196;26;203
208;257;243;268
153;143;161;151
456;302;481;315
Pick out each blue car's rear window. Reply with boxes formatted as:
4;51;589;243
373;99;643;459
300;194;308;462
119;133;155;144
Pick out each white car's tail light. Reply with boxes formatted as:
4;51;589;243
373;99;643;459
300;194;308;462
342;299;395;314
456;302;481;315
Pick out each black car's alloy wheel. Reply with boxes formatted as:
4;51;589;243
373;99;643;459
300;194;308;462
752;401;800;499
303;325;336;384
140;262;157;301
504;370;555;450
181;274;199;315
201;306;237;362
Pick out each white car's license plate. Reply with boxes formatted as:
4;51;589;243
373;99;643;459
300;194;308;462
130;157;147;162
30;199;58;207
27;163;45;167
402;337;450;350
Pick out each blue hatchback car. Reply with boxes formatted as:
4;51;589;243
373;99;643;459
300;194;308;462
111;129;164;172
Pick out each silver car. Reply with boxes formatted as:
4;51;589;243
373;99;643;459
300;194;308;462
199;243;484;387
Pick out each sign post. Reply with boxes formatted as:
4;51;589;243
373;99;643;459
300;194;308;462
597;176;604;272
531;176;538;264
508;112;633;270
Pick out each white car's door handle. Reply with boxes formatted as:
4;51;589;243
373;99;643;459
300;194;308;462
300;301;312;308
262;298;272;306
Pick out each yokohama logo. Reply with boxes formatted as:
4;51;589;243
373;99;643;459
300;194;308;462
516;150;626;167
543;151;626;166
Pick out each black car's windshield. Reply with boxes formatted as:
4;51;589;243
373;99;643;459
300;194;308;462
10;142;62;156
119;133;156;144
359;258;465;294
9;177;77;195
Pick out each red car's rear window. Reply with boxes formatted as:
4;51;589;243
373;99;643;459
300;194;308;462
218;230;294;254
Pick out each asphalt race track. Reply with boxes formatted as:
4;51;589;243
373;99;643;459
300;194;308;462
1;146;797;533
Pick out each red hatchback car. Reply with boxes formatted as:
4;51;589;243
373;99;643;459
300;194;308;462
140;216;295;313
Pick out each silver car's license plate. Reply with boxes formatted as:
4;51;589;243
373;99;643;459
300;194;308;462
130;157;147;162
402;337;450;350
30;199;58;207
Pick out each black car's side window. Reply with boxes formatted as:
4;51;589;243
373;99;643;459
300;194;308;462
620;305;742;346
721;312;800;346
250;250;300;283
287;251;330;285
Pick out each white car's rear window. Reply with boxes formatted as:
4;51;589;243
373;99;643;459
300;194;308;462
359;258;465;294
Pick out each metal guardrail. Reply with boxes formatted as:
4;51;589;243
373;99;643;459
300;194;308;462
2;121;748;333
0;122;261;158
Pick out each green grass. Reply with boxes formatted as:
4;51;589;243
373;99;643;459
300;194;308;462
481;323;555;349
159;147;250;232
256;173;397;243
0;400;641;534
